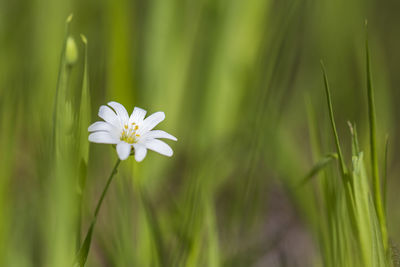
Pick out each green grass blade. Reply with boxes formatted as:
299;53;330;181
76;34;91;250
368;195;387;266
383;135;389;214
347;121;360;157
320;61;348;177
47;14;80;266
76;34;91;198
51;14;74;148
352;153;373;267
365;27;387;248
299;153;338;186
78;34;91;178
139;187;166;266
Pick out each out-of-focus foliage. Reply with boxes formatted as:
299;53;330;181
1;0;400;266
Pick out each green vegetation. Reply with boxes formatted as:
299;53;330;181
1;0;399;266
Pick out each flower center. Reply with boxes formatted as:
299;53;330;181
120;123;140;144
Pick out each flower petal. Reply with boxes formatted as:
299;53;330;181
133;144;147;162
98;105;120;128
129;107;147;124
139;111;165;134
144;130;177;141
108;101;129;123
88;121;121;140
88;121;115;132
145;139;173;157
89;132;118;144
116;142;132;160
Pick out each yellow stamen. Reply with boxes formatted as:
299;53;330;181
120;124;140;144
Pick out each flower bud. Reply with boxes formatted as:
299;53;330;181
65;36;78;66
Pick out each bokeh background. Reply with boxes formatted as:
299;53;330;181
1;0;400;266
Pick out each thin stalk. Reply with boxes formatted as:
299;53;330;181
75;158;121;267
365;29;387;249
94;158;121;218
320;61;347;177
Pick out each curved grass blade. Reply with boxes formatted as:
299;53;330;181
320;61;348;177
299;153;338;186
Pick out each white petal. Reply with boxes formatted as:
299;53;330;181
145;139;173;157
108;101;129;123
129;107;147;124
144;130;177;141
116;142;132;160
98;105;120;128
139;111;165;134
88;132;118;144
88;121;115;132
88;121;121;140
133;144;147;162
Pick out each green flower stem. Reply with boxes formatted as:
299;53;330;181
75;158;121;267
94;158;121;218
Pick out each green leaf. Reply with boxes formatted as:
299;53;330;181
74;221;95;267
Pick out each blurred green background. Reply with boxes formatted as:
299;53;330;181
1;0;400;266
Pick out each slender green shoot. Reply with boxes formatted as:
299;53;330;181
365;24;387;248
320;61;348;177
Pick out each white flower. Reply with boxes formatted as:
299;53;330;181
88;101;177;161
